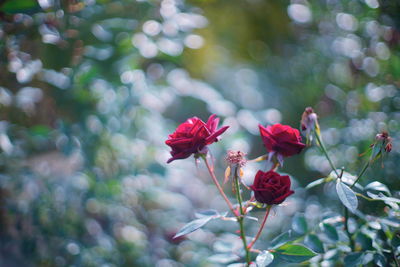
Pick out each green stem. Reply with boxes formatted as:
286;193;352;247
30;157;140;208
350;161;370;189
234;166;251;266
355;192;382;201
314;131;339;177
202;156;237;216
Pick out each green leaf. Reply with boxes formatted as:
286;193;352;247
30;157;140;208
373;253;387;267
274;244;317;263
379;217;400;228
269;230;296;249
356;233;373;250
304;234;324;253
336;180;358;213
29;125;52;137
174;217;214;238
391;233;400;247
305;178;326;189
292;213;308;235
256;251;274;267
195;209;219;218
364;181;391;195
321;223;339;242
344;252;364;267
0;0;40;13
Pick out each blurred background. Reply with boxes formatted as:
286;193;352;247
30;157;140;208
0;0;399;266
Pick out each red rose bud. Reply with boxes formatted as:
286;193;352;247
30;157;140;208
375;131;392;153
250;170;294;205
301;107;319;131
366;131;393;163
259;123;305;164
385;143;392;153
165;114;229;163
300;107;319;145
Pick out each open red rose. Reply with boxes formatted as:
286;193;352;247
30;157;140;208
259;124;305;161
165;114;229;163
250;170;294;205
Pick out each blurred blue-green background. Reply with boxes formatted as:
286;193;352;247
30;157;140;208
0;0;399;266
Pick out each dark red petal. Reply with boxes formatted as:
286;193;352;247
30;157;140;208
271;190;294;204
205;125;229;144
165;137;193;146
166;150;193;163
252;170;266;188
206;114;219;132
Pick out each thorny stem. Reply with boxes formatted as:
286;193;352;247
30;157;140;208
247;205;272;250
233;166;251;266
314;130;339;177
202;155;237;216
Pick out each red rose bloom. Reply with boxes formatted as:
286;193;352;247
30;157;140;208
165;114;229;163
259;124;305;160
250;170;294;205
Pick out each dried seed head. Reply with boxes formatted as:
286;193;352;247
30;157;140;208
226;150;247;167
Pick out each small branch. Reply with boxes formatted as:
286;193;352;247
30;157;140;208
247;205;272;249
350;161;370;189
355;192;381;202
202;155;237;216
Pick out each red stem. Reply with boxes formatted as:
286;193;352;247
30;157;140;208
248;206;271;249
202;156;237;216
